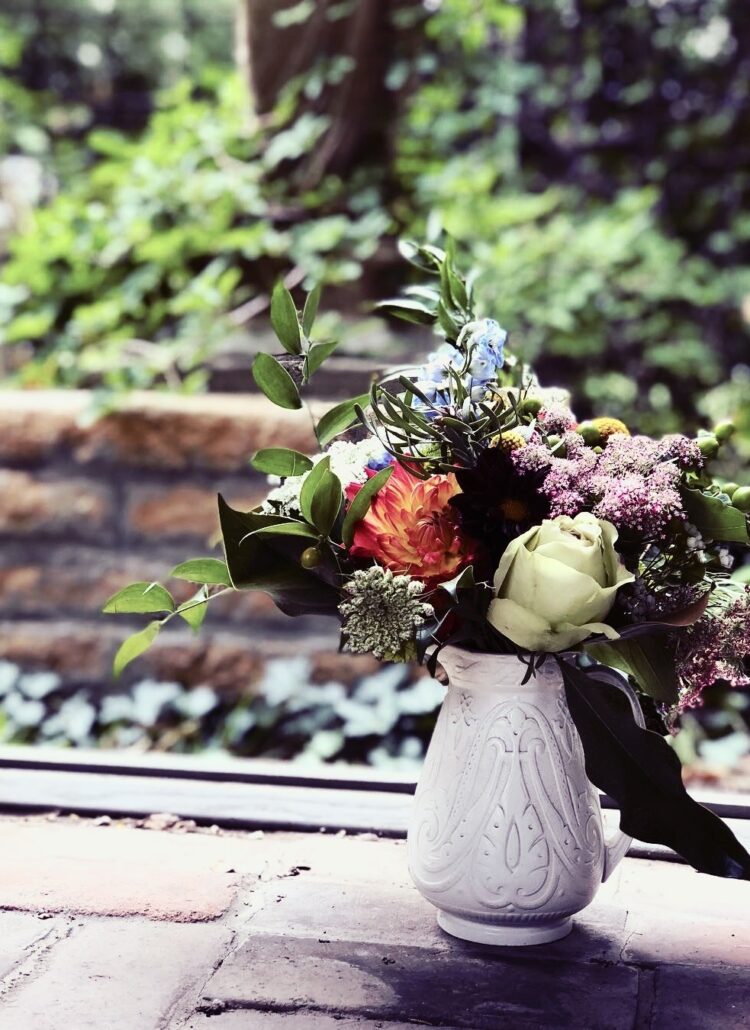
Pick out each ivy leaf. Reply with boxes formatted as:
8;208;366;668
252;352;302;410
681;487;749;544
250;448;313;477
342;465;393;546
217;495;340;615
170;558;232;586
316;393;370;448
302;283;322;337
113;621;160;677
560;657;750;879
103;582;174;615
177;586;209;631
270;281;301;355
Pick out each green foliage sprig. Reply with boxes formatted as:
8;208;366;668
103;281;389;674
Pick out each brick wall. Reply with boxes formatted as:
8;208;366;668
0;390;377;693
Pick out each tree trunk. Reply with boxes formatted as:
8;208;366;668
237;0;422;186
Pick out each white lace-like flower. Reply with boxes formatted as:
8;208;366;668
339;567;434;662
261;438;389;516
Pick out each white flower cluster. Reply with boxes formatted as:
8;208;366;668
262;438;388;517
339;567;434;662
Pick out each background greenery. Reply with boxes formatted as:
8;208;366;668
0;0;747;466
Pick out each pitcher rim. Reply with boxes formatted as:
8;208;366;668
434;644;564;691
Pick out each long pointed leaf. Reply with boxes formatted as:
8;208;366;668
342;465;394;546
559;657;750;879
270;282;301;355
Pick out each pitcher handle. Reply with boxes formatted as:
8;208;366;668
584;663;646;882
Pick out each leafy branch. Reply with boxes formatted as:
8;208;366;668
103;563;235;676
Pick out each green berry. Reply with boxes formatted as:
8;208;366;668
731;487;750;513
722;483;740;498
697;435;719;460
519;396;543;417
713;420;736;442
300;546;322;569
576;421;602;447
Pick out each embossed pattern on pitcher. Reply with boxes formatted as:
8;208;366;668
408;650;607;931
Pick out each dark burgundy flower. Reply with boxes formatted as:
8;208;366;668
450;445;550;565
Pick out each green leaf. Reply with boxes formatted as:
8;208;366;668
342;465;394;546
113;621;160;677
374;298;436;325
316;393;370;448
217;495;340;615
681;488;749;544
560;658;750;879
397;239;445;271
270;281;301;355
246;521;319;540
103;582;174;615
436;299;460;339
177;587;209;631
309;468;343;538
436;564;476;601
302;283;322;337
252;352;302;410
586;637;680;705
305;339;339;379
251;448;313;477
170;558;232;587
299;457;330;525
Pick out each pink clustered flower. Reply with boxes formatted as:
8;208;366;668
673;588;750;716
512;432;702;538
536;402;577;434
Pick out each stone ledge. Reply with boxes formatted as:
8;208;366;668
0;618;340;687
0;390;323;472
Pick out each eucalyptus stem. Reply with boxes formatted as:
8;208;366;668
160;585;234;627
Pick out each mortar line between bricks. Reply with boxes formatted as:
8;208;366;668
163;928;240;1030
170;871;267;1029
633;967;658;1030
197;998;463;1028
0;918;77;1001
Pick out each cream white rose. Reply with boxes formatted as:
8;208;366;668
487;513;635;653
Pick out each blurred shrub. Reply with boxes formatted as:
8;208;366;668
1;655;747;778
0;73;390;390
0;657;444;769
1;0;235;135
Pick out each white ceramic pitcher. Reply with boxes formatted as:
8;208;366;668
408;646;641;946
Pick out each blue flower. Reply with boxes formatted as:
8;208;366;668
463;319;507;381
367;450;394;472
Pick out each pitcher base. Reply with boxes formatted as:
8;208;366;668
437;911;573;947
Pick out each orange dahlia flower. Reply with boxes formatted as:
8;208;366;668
346;463;476;587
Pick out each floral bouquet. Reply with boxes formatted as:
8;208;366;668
106;241;750;880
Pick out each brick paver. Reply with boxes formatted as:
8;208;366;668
0;919;231;1030
0;818;262;921
0;912;66;979
0;813;748;1029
